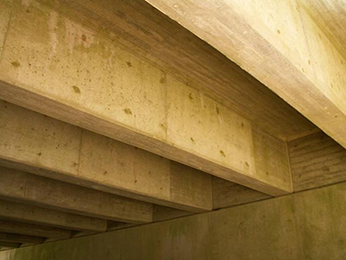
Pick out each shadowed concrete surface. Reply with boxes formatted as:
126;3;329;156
1;182;345;260
1;0;346;259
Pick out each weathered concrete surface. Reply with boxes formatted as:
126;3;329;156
0;100;212;212
0;0;291;195
2;182;346;260
145;0;346;150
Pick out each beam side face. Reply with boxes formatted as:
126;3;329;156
0;167;153;224
0;233;43;245
289;131;346;191
144;0;346;149
212;177;271;209
0;101;212;212
0;219;71;239
34;0;316;140
0;200;107;232
0;0;291;195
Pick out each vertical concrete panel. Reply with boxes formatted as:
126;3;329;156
3;183;346;259
0;100;81;175
79;130;171;201
166;74;256;178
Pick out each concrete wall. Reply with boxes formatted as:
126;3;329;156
1;182;346;260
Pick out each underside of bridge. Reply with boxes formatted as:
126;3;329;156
0;0;346;259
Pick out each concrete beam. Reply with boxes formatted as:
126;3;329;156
2;182;346;259
0;242;20;249
0;200;107;233
213;131;346;208
0;220;71;239
106;222;133;232
299;0;346;68
145;0;346;149
33;0;315;140
0;233;43;245
0;100;212;212
212;177;271;209
153;206;192;222
289;131;346;191
0;0;291;195
0;167;152;224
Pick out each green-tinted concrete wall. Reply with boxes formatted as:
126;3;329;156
1;182;346;260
